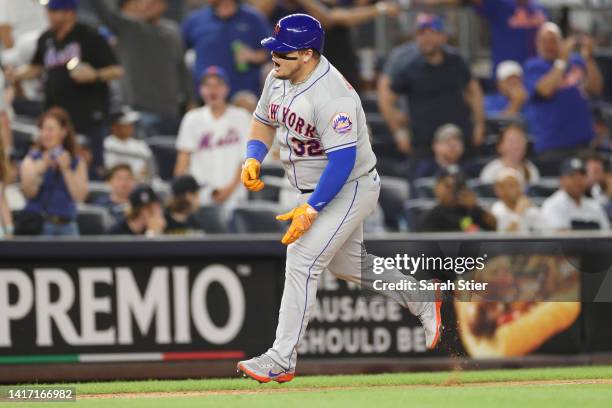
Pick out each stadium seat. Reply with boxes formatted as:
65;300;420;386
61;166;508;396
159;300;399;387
367;113;392;141
231;201;285;233
379;176;411;231
194;205;229;234
259;164;285;178
77;205;112;235
147;135;177;181
527;178;559;199
404;199;436;231
371;139;407;161
85;182;111;204
531;157;563;178
361;94;379;114
11;119;38;159
413;177;436;199
467;180;496;199
249;176;283;202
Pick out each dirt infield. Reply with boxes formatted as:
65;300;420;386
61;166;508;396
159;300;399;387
78;378;612;399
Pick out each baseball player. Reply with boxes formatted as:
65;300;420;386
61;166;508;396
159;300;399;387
237;14;442;383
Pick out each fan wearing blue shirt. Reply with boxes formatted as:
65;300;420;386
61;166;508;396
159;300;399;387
182;0;271;97
523;23;603;156
473;0;547;76
484;60;528;118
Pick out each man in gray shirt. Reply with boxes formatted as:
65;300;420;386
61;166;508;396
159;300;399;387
91;0;195;135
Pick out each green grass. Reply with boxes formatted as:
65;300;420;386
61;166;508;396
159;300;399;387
8;365;612;408
69;365;612;394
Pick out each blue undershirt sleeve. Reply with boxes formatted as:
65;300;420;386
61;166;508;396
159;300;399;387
307;146;356;212
246;139;268;163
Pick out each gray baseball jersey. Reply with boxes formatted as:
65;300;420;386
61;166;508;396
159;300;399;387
254;56;377;191
251;57;435;372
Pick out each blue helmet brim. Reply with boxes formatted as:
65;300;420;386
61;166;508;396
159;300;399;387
261;37;298;52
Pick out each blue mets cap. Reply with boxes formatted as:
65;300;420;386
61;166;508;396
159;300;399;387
416;13;445;32
200;65;230;85
261;14;325;53
46;0;78;10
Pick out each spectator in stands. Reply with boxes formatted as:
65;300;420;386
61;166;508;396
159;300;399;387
0;131;13;238
91;0;195;137
432;0;546;74
0;0;47;54
472;0;546;76
164;174;203;234
0;0;48;115
480;123;540;184
107;184;166;235
182;0;271;96
174;66;248;207
484;60;528;118
417;165;496;232
103;107;153;181
11;0;124;179
18;107;88;236
524;23;603;159
414;124;465;179
583;152;608;205
258;0;399;92
540;157;610;231
378;13;485;156
491;167;540;232
95;163;135;223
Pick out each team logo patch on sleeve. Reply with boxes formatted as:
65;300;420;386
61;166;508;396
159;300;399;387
332;112;352;134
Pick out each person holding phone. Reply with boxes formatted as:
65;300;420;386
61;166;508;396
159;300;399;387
18;107;88;236
417;165;497;232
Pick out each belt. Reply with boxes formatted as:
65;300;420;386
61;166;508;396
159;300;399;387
45;215;72;225
299;164;377;194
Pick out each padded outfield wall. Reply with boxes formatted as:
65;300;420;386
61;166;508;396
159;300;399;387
0;232;611;382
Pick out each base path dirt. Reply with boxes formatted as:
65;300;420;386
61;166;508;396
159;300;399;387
78;378;612;399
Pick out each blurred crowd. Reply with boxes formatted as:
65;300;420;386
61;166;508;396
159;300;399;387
0;0;611;238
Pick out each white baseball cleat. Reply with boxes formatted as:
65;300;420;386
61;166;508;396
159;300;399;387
237;354;295;383
418;279;443;349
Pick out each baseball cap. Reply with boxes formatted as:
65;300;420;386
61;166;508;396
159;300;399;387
171;175;200;196
434;124;463;143
495;167;525;187
496;60;523;81
560;157;586;176
200;65;229;85
45;0;78;10
129;185;160;209
416;13;445;32
111;107;140;125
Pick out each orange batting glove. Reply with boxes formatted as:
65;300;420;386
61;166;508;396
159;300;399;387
276;203;318;245
241;158;264;192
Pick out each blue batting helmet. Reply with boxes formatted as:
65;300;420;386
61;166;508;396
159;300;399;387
261;14;325;53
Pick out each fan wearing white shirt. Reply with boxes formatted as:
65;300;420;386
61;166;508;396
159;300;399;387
480;123;540;185
174;66;249;206
541;158;610;231
491;168;541;232
103;108;153;181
